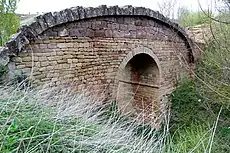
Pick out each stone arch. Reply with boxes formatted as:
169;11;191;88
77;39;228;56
115;47;161;119
116;47;162;83
5;5;195;62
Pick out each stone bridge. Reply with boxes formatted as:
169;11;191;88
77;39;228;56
1;5;198;122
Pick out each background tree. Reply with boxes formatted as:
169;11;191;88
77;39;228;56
0;0;20;46
177;7;212;27
157;0;177;19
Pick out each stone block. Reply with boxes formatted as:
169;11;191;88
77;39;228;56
76;63;82;67
64;74;75;78
62;64;70;69
119;24;128;31
47;56;56;61
50;61;58;66
110;23;119;30
11;57;22;63
48;43;57;49
46;66;54;71
57;60;66;64
32;62;41;67
38;57;47;61
22;57;32;62
56;51;65;56
39;44;48;49
25;62;32;67
72;59;78;63
94;30;105;37
57;43;74;48
67;59;73;63
63;54;73;59
41;62;50;67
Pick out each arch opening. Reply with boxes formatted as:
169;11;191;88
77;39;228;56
116;53;160;120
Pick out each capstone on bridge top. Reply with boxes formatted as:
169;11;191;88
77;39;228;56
4;5;195;62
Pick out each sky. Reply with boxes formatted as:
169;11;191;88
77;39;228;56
16;0;216;15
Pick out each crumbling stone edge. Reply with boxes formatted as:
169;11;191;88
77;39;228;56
1;5;195;66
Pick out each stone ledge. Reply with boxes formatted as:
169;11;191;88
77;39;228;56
5;5;195;62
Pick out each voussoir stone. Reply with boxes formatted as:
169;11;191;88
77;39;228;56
36;15;48;31
43;12;56;27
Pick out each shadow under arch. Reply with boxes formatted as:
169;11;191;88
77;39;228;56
114;47;162;122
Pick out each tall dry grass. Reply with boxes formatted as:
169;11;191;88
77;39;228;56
0;83;217;152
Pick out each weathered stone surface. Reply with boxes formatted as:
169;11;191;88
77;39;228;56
43;12;56;27
121;5;134;15
134;7;147;16
58;28;69;36
84;7;97;18
29;21;43;35
21;26;37;41
77;6;85;19
36;15;48;31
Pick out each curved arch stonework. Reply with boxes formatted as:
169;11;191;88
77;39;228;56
5;5;195;62
116;47;162;82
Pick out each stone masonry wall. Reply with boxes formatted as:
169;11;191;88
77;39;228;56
10;15;190;102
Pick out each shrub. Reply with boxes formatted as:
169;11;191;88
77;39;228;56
196;22;230;106
168;77;226;152
0;0;20;45
0;13;20;45
170;77;209;128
